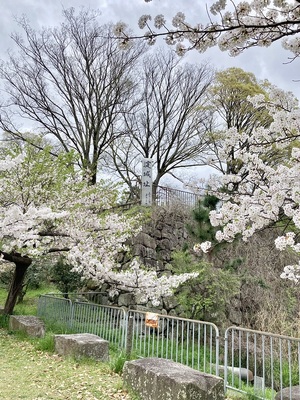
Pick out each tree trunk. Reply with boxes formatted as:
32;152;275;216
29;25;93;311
1;251;32;315
83;164;97;185
90;172;97;185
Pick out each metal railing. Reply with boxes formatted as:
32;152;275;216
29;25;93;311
126;309;219;376
38;294;300;400
154;185;202;208
121;185;202;208
38;293;127;348
38;294;72;328
224;326;300;400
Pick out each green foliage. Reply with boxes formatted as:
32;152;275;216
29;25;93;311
188;195;219;243
0;315;9;329
171;250;240;323
0;263;14;288
188;193;241;257
23;262;49;290
223;257;244;272
209;67;271;132
50;257;84;297
34;332;55;353
110;350;130;374
0;260;52;304
17;261;53;303
226;384;276;400
175;194;241;323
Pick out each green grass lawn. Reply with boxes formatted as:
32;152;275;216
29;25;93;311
0;285;58;315
0;287;134;400
0;286;276;399
0;286;135;399
0;328;133;400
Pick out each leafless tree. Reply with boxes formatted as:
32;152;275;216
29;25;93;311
103;49;214;199
0;8;145;184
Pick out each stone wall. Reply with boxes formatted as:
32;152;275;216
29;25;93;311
132;206;190;270
93;205;193;313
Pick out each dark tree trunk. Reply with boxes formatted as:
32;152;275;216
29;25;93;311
90;172;97;186
83;164;97;186
1;251;32;315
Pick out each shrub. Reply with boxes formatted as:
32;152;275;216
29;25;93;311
171;250;240;324
50;257;84;297
109;351;129;374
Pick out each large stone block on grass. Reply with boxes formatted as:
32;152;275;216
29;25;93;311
123;357;224;400
54;333;109;361
9;315;45;338
275;386;300;399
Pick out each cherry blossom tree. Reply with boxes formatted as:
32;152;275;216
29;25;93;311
115;1;300;283
115;0;300;61
196;90;300;281
0;142;196;314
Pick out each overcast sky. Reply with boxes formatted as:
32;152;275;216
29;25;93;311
0;0;299;186
0;0;299;100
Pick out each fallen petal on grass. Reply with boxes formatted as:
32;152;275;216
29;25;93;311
0;328;132;400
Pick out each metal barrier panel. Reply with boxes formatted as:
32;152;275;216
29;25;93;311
37;294;72;328
37;295;127;348
224;326;300;400
39;294;300;399
126;310;220;375
71;301;127;348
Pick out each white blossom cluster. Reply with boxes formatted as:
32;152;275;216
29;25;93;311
0;146;197;303
193;241;212;254
280;264;300;283
116;1;300;59
204;87;300;282
87;259;199;307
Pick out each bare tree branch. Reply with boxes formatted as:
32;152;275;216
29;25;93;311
103;49;214;196
0;8;146;184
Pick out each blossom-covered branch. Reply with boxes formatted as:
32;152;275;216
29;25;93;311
115;1;300;60
204;88;300;282
0;142;197;313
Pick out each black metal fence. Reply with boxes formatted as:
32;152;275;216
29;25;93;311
154;185;202;208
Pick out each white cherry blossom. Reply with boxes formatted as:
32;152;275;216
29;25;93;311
0;145;197;308
116;1;300;62
202;88;300;282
